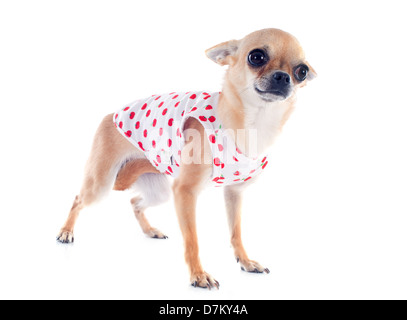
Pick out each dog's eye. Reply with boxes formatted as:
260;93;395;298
294;64;309;81
248;49;268;67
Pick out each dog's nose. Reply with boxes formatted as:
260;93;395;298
272;71;291;85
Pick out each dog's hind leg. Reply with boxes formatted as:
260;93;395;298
113;157;171;239
57;113;141;243
57;195;83;243
130;173;171;239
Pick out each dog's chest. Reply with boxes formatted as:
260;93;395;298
244;101;292;155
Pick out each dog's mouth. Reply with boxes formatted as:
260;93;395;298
254;87;287;101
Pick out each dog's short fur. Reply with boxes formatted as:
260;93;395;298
57;28;316;289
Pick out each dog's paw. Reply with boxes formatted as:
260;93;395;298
190;271;220;290
56;230;74;244
146;228;168;239
237;258;270;274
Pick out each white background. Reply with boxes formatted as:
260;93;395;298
1;0;406;300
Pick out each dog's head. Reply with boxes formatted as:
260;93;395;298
206;28;316;104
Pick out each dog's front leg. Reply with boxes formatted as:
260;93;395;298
173;164;219;289
224;185;270;274
172;118;220;289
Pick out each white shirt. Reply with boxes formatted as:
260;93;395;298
113;91;269;186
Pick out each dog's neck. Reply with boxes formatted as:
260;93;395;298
218;79;296;158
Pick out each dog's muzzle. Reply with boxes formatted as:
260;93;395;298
255;71;293;101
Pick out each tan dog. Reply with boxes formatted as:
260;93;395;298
57;28;316;289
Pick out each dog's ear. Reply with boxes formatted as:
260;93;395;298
205;40;240;66
306;61;317;80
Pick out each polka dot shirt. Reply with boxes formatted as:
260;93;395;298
114;91;269;186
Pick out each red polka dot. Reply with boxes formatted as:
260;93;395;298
209;134;216;143
146;110;151;117
158;101;164;108
152;140;156;148
141;103;148;110
168;118;174;126
172;95;179;99
167;166;173;173
152;119;157;127
162;108;168;116
114;114;118;119
123;106;130;111
154;96;161;100
143;129;148;138
156;155;161;163
214;158;221;166
138;142;145;151
208;116;216;122
135;121;140;129
125;130;132;137
129;112;135;119
218;144;224;152
119;121;123;129
262;161;268;169
205;105;213;110
168;139;172;147
189;94;197;99
199;116;207;122
174;101;180;108
203;95;211;100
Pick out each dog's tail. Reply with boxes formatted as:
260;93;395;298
131;173;171;208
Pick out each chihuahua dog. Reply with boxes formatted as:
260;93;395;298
57;28;315;289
